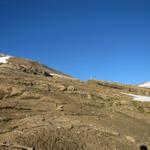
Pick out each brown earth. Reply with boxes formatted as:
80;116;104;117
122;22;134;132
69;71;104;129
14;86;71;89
0;56;149;150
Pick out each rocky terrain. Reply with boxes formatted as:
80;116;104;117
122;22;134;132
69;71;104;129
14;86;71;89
0;54;150;150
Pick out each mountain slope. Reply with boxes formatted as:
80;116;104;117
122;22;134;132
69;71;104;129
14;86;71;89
0;54;149;150
0;54;74;79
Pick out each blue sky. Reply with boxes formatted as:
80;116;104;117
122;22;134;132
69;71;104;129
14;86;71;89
0;0;149;84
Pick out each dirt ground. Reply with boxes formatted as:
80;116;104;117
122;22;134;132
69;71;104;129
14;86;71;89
0;57;149;150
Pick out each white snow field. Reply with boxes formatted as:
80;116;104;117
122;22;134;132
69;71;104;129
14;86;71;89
122;93;150;102
138;82;150;88
0;55;12;63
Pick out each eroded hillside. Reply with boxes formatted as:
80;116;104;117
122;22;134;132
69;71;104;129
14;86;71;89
0;55;150;150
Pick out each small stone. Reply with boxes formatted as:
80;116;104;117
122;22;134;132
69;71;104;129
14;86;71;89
67;85;77;91
58;85;67;91
56;105;64;111
87;93;92;99
42;117;46;121
126;136;135;143
76;131;80;134
70;124;73;129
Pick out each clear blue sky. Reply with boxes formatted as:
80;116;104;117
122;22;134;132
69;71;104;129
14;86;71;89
0;0;149;84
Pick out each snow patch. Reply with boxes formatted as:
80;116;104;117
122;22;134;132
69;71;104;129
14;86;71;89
121;93;150;102
0;55;12;64
138;82;150;88
50;73;74;80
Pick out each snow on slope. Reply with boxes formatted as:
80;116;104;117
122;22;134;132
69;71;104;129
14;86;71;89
122;93;150;102
0;55;12;63
138;82;150;88
50;73;75;80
